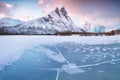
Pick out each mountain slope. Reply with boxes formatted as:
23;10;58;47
0;17;24;27
18;6;82;34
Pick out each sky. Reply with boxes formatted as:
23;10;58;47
0;0;120;29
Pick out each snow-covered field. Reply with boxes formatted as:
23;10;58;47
0;35;120;80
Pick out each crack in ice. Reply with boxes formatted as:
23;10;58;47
56;69;59;80
1;59;120;71
53;45;71;66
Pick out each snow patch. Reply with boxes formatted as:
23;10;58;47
98;70;105;73
62;63;85;74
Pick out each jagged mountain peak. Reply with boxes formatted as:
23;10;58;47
54;7;61;17
60;6;68;15
54;6;68;17
48;6;71;22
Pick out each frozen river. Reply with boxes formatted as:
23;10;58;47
0;35;120;80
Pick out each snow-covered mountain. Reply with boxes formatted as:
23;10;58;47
0;17;24;27
17;6;82;34
0;7;83;34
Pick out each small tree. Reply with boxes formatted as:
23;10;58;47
94;25;106;35
99;25;105;33
83;22;91;32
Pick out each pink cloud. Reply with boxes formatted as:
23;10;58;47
0;13;6;18
38;0;46;4
0;1;14;18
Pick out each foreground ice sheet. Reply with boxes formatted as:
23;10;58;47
0;35;120;80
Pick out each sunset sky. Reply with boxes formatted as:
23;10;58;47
0;0;120;29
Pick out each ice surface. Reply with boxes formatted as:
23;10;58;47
0;35;120;80
0;35;120;69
